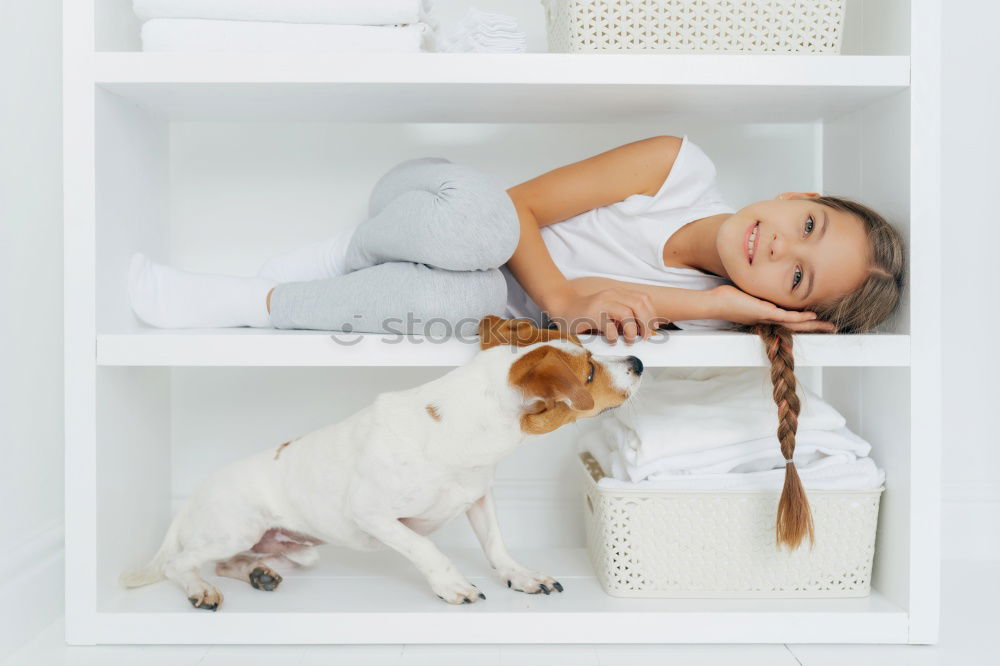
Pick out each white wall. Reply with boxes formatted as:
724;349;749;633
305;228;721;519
0;0;65;657
939;0;1000;560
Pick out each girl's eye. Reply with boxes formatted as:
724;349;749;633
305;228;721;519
805;216;815;235
792;266;803;289
586;361;595;384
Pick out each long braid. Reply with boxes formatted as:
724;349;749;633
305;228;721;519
737;196;904;545
756;323;815;549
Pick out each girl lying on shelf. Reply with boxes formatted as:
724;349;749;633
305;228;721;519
127;134;905;548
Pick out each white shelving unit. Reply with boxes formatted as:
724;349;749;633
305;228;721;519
65;0;941;646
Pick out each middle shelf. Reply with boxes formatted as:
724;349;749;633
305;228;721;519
93;53;910;122
96;329;910;367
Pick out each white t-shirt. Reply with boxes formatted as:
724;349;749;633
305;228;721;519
501;135;736;330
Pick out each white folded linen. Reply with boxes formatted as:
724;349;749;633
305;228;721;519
593;454;885;492
141;19;435;53
440;34;527;54
582;421;874;483
579;366;883;492
134;0;437;28
612;367;846;469
439;7;527;54
453;6;518;28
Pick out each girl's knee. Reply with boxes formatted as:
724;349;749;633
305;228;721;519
368;157;453;216
413;162;494;202
437;169;520;265
470;189;520;267
370;161;520;268
488;193;520;265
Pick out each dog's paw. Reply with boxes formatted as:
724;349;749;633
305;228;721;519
249;566;283;592
429;573;486;605
188;585;223;611
501;569;564;595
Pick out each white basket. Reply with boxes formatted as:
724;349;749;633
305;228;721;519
580;453;882;597
543;0;846;54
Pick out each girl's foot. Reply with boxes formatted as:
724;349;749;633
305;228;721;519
128;253;276;329
256;226;356;283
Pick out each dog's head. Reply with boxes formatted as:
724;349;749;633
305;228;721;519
478;315;643;435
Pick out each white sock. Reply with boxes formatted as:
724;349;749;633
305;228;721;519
128;253;276;329
256;225;356;283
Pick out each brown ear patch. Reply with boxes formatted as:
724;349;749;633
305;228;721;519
510;346;595;413
478;314;581;350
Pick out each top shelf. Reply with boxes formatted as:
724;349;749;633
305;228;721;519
92;53;910;122
94;53;910;86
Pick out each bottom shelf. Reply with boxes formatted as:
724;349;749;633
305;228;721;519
86;548;909;644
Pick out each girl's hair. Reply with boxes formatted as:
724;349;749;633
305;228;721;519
808;196;906;333
751;196;905;549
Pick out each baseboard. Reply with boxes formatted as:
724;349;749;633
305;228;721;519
942;481;1000;561
0;523;64;661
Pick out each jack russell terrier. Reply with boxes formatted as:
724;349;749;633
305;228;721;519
120;315;644;610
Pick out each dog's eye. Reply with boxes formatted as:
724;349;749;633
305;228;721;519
586;361;595;384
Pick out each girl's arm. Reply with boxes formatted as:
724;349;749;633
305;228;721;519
568;277;837;332
505;136;683;343
567;277;715;325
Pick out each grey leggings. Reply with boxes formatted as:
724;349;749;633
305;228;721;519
268;157;520;335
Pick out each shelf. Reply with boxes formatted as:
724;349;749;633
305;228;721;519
92;53;910;122
97;547;908;644
96;329;910;367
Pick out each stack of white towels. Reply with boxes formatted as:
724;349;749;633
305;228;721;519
135;0;440;53
134;2;528;54
582;367;885;491
438;7;527;53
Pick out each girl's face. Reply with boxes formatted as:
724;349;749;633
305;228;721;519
716;194;870;311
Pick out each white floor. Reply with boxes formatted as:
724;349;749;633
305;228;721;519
3;559;995;666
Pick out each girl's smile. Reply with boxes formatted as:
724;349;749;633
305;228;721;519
744;220;760;265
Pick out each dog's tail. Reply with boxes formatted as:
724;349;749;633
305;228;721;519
119;562;165;588
119;516;181;588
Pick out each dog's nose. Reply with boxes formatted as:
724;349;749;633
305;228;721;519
626;355;643;376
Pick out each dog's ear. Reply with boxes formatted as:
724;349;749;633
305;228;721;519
478;315;581;350
510;347;594;410
510;346;595;434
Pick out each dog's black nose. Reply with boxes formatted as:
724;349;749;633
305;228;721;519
626;355;643;376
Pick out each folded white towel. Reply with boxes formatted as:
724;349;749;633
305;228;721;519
612;367;846;470
595;454;885;492
441;34;527;54
583;421;874;483
440;7;527;54
580;366;883;492
141;19;435;53
134;0;437;28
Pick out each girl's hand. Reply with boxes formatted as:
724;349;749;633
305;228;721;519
710;285;837;333
547;287;663;344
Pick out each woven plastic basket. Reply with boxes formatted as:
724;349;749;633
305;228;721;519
580;452;882;597
543;0;846;54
